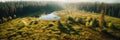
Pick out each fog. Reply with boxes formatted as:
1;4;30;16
40;12;60;20
0;0;120;3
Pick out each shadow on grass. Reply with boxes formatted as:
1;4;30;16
65;23;79;35
58;21;79;35
58;21;70;34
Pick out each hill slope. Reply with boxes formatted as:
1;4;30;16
0;10;120;40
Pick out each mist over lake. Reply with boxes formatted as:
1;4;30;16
40;12;60;20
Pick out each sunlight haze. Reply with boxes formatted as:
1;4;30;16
0;0;120;3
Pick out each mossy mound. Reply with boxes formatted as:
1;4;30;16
0;10;120;40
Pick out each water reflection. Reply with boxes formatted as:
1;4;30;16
40;12;60;20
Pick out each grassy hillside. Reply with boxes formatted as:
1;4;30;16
0;10;120;40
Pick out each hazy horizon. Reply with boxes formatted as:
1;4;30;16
0;0;120;3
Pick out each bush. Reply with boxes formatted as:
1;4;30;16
85;17;92;22
80;17;87;25
92;18;99;27
48;24;54;27
85;18;99;27
67;16;76;24
75;17;83;24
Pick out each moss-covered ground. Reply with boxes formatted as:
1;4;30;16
0;10;120;40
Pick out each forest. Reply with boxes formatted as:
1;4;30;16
0;2;120;24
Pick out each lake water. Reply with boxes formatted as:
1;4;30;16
39;12;60;20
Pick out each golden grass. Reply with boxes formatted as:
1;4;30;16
0;10;120;40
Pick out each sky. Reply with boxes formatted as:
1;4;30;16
0;0;120;3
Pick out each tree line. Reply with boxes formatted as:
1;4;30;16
78;3;120;18
0;2;63;24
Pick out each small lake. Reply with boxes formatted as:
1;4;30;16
39;12;60;20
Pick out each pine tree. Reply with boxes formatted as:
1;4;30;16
111;7;114;17
108;10;111;16
118;10;120;18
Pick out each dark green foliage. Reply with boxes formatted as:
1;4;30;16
16;31;22;35
48;24;54;27
86;17;92;22
118;11;120;18
29;21;38;25
34;21;38;24
101;27;120;40
92;18;99;27
77;18;83;23
29;21;33;25
75;17;83;24
65;23;79;35
7;34;18;40
80;17;87;25
58;21;70;34
52;21;56;22
67;16;76;24
18;25;25;30
7;29;15;31
110;24;120;30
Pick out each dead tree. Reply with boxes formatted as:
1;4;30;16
99;10;105;27
99;4;108;27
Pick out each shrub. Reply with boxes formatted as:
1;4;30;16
80;17;87;25
85;17;92;22
48;24;54;27
92;18;99;27
67;16;76;24
75;17;82;24
85;18;99;27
